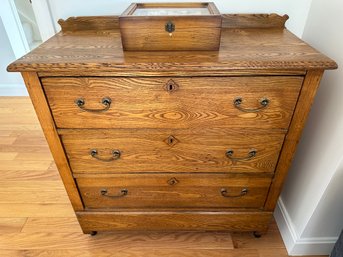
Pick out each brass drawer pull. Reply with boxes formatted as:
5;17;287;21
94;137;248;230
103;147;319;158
233;97;269;112
221;188;248;198
100;188;128;198
226;149;256;161
75;97;111;112
90;149;121;162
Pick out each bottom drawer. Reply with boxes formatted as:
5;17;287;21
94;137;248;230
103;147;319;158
77;210;273;232
76;174;271;209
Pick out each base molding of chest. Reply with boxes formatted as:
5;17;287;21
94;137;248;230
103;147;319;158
76;210;272;233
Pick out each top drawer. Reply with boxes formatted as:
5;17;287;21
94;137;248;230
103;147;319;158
42;76;303;129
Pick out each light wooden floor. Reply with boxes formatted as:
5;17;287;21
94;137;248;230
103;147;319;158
0;97;327;257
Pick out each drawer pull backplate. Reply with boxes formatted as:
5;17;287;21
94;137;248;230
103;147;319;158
75;97;111;112
233;97;269;112
100;188;128;198
226;149;257;162
221;188;248;198
90;149;121;162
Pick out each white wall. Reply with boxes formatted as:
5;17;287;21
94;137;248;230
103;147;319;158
0;0;29;59
302;158;343;238
282;0;312;37
0;17;22;84
14;0;42;42
0;16;26;96
47;0;311;37
275;0;343;255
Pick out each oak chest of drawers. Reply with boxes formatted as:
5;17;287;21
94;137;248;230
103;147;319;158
8;14;337;236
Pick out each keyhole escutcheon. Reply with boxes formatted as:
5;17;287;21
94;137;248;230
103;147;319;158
164;135;179;147
164;79;179;92
168;137;174;144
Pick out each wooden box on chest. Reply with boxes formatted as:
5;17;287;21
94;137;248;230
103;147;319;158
7;13;337;236
119;2;222;51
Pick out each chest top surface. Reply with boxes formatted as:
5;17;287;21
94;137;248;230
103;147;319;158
7;14;337;73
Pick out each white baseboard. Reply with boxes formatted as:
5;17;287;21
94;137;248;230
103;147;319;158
0;84;28;96
274;198;337;256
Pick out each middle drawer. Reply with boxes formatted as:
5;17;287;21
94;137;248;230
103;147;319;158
60;129;285;174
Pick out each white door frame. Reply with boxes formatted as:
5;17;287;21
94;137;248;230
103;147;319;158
0;0;55;96
30;0;56;41
0;0;56;60
0;0;29;59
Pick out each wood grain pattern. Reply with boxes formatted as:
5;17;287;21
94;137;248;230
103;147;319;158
0;203;75;218
222;14;289;29
57;13;290;33
233;221;284;249
0;231;233;250
0;170;59;181
58;16;119;33
60;129;285;173
0;152;17;160
7;27;337;73
0;249;259;257
21;218;82;233
37;69;307;77
0;145;49;155
21;72;83;211
0;218;27;233
264;70;324;210
0;137;16;145
77;211;272;232
42;76;302;129
0;181;69;204
0;160;51;171
15;152;53;161
120;27;221;51
0;99;60;183
0;249;327;257
76;174;271;209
